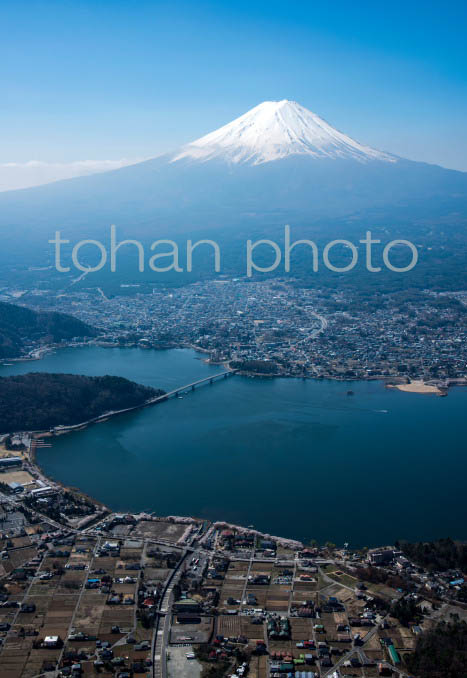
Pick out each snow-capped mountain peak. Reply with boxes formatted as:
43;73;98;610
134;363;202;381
172;100;395;165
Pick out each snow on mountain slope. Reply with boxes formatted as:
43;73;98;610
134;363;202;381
172;100;396;165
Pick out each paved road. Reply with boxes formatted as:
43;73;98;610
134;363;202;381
310;311;328;337
240;549;255;607
153;551;189;678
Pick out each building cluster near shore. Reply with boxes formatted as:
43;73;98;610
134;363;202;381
3;279;467;387
0;443;466;678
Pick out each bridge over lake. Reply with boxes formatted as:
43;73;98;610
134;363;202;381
148;369;235;402
52;369;235;434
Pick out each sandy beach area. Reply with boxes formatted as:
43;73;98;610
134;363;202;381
389;380;442;395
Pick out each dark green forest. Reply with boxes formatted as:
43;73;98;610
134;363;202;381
405;620;467;678
398;538;467;572
229;359;278;374
0;372;163;433
0;301;97;358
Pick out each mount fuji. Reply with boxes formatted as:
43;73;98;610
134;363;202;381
172;100;395;165
0;100;466;263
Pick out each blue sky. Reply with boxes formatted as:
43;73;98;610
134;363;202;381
1;0;466;186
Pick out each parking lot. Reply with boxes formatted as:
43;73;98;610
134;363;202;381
167;644;202;678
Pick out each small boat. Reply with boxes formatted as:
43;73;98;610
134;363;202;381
347;390;354;396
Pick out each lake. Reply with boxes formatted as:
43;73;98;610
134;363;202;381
2;346;466;547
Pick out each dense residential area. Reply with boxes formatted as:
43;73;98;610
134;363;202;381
0;443;466;678
2;280;466;389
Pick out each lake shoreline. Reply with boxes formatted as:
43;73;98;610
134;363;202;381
0;352;461;444
3;344;467;546
4;341;466;398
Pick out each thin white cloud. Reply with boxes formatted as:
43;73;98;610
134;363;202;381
0;158;146;191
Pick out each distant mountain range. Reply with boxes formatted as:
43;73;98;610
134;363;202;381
0;100;466;271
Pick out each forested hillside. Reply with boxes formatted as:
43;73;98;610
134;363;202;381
0;301;97;358
397;537;467;572
0;372;163;432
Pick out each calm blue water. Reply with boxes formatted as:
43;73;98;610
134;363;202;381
2;346;466;547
